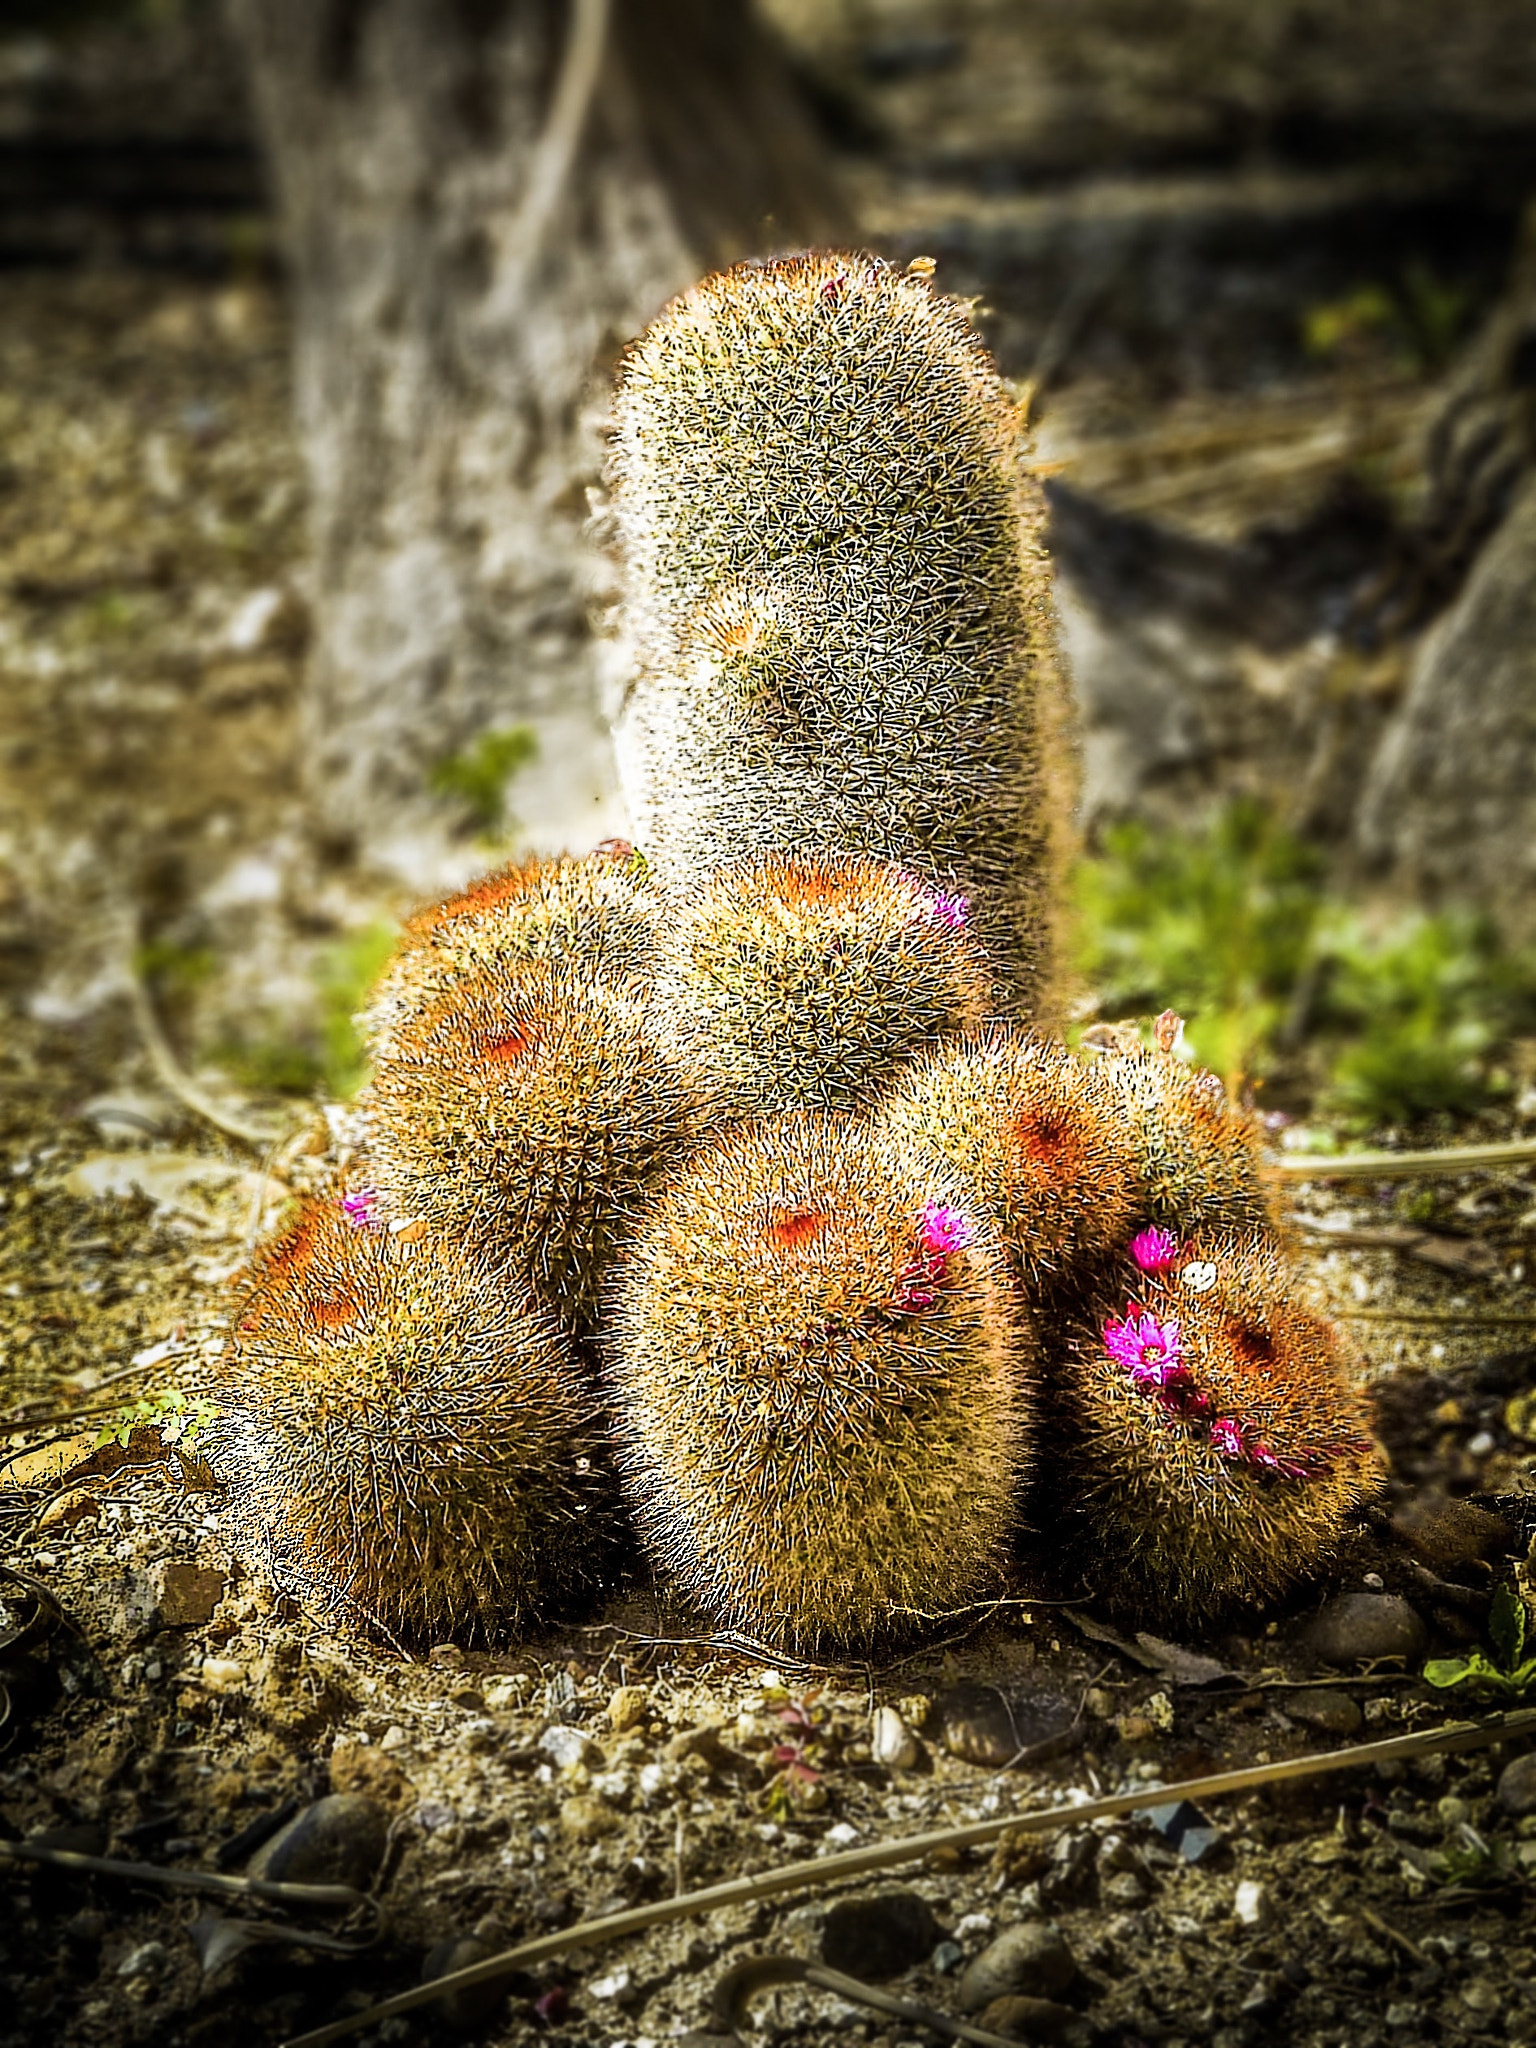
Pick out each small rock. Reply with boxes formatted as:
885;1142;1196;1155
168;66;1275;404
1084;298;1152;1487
607;1684;649;1733
197;1657;248;1695
933;1940;964;1975
820;1890;938;1981
1236;1875;1269;1925
932;1685;1075;1768
117;1941;168;1981
154;1563;227;1629
1391;1495;1515;1573
559;1794;619;1842
421;1934;503;2032
247;1794;388;1890
1233;1879;1270;1928
540;1724;603;1772
1285;1688;1364;1736
871;1706;921;1771
1305;1594;1426;1667
587;1966;633;2003
1498;1753;1536;1817
958;1922;1077;2011
1099;1870;1148;1907
976;1994;1090;2045
1385;2004;1422;2031
329;1738;411;1808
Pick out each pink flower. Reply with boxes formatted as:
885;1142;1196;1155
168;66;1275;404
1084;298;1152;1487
342;1187;382;1232
1209;1416;1246;1459
920;1201;974;1256
1129;1227;1179;1275
928;891;969;932
1104;1309;1184;1389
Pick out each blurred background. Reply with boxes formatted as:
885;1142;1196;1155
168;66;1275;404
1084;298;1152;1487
3;0;1536;1139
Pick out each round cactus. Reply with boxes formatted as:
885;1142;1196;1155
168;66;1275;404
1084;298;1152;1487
651;850;994;1116
874;1028;1139;1295
605;250;1063;1018
202;1199;614;1643
362;848;657;1060
366;961;712;1329
1097;1044;1278;1239
1043;1228;1382;1625
604;1112;1032;1652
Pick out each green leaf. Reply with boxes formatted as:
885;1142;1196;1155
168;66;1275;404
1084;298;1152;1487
1423;1656;1480;1690
1491;1583;1527;1672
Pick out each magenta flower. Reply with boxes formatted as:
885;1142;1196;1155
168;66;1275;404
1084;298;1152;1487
920;1201;974;1256
1209;1415;1246;1459
1129;1227;1179;1275
1104;1308;1184;1389
342;1187;382;1232
928;891;969;932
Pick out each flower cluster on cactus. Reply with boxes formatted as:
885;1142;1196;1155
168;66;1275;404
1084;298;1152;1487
203;250;1382;1652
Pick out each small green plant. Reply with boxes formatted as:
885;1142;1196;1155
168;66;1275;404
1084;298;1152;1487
1075;801;1536;1122
94;1386;218;1453
1073;798;1326;1085
1317;909;1536;1126
314;922;399;1098
428;726;538;836
1424;1584;1536;1698
135;937;219;997
1302;264;1470;375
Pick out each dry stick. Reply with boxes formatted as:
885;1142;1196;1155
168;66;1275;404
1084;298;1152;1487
1271;1138;1536;1181
493;0;608;311
123;952;274;1153
281;1708;1536;2048
0;1838;366;1912
1332;1307;1536;1327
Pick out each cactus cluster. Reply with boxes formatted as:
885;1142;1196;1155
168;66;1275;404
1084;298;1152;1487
206;250;1382;1651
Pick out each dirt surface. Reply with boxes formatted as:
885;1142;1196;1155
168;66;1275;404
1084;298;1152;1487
4;273;1536;2048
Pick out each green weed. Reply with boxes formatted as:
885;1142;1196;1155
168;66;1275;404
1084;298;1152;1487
428;725;538;837
1074;800;1536;1125
313;921;399;1099
1424;1584;1536;1699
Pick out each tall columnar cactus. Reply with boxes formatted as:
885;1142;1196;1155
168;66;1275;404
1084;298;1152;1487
604;1112;1031;1651
874;1029;1139;1294
1044;1227;1382;1624
203;1200;614;1643
605;250;1062;1017
651;850;994;1117
367;962;712;1330
362;848;657;1060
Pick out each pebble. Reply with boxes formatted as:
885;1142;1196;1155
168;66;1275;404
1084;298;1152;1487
1305;1594;1427;1667
197;1657;248;1695
540;1724;603;1772
420;1933;503;2032
1099;1870;1148;1907
1284;1687;1364;1736
976;1995;1089;2045
559;1794;619;1842
1499;1754;1536;1816
871;1706;921;1771
607;1685;649;1733
329;1741;411;1808
820;1890;938;1981
1233;1880;1270;1928
957;1922;1077;2011
932;1685;1074;1769
247;1794;388;1890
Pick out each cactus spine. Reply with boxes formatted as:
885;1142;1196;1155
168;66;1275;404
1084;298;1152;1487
605;250;1061;1017
1098;1044;1279;1239
874;1029;1139;1294
366;962;711;1330
1045;1229;1382;1625
652;850;994;1116
604;1112;1031;1651
204;1200;612;1643
363;849;657;1060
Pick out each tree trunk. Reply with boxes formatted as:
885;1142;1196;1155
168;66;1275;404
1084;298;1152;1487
227;0;845;877
1355;205;1536;933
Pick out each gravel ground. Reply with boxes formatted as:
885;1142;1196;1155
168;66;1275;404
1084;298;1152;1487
2;272;1536;2048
